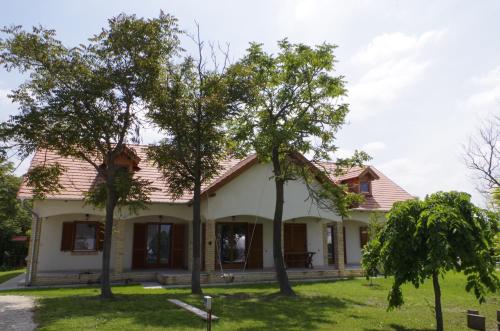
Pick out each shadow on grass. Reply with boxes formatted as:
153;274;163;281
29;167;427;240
34;289;366;330
364;324;434;331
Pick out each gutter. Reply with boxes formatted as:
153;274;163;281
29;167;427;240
20;198;40;286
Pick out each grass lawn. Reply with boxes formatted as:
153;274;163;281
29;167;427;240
0;268;25;284
1;272;499;330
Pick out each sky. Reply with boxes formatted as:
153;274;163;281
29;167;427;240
1;0;499;205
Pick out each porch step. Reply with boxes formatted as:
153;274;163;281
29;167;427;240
157;268;363;285
168;299;218;320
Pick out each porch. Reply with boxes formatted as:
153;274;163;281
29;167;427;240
34;265;363;286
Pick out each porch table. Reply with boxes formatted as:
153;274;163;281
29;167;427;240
284;251;315;269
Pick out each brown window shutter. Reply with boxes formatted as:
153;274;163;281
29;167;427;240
96;223;104;251
246;223;263;269
132;223;147;269
171;223;186;269
61;222;75;251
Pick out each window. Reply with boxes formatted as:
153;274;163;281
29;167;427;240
146;223;172;266
360;181;370;194
74;223;97;251
61;221;102;252
359;226;369;248
327;225;335;265
216;223;246;267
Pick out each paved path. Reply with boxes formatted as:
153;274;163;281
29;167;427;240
0;273;26;291
0;295;36;331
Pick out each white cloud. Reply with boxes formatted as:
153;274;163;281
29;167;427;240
465;65;500;114
362;141;386;154
348;29;446;120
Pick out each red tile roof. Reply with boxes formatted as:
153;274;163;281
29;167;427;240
18;147;413;211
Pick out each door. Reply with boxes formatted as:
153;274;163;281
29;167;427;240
146;223;172;267
284;223;307;268
133;223;183;269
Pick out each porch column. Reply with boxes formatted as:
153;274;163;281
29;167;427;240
112;219;125;274
322;223;329;266
26;215;42;285
334;221;345;275
204;219;216;272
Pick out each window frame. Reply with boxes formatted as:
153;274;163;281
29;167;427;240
72;221;99;252
327;225;335;265
359;180;371;195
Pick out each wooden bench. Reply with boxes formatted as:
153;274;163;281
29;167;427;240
284;252;315;269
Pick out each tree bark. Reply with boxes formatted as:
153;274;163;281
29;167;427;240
432;271;444;331
101;172;117;299
271;148;295;296
191;176;203;295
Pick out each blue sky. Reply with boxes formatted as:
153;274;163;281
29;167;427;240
1;0;499;204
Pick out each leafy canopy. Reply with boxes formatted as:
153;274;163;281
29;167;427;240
147;46;242;197
227;39;370;215
0;12;180;207
363;191;499;309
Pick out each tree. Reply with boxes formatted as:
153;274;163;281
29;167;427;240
363;191;499;331
463;115;500;208
0;13;180;298
228;40;367;296
147;27;241;294
0;161;31;267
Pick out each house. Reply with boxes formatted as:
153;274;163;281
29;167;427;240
18;146;413;286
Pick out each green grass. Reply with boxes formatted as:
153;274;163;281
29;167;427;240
1;273;499;330
0;268;25;284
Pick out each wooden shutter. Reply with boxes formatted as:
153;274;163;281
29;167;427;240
171;223;186;269
96;223;104;251
246;223;263;269
359;226;369;248
61;222;75;251
202;223;206;271
284;223;307;268
132;223;147;269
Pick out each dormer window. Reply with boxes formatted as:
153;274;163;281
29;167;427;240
360;181;370;194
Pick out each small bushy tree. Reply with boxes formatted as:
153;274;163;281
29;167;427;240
363;191;499;331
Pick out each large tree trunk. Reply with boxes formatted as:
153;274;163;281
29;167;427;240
101;173;117;299
191;176;203;295
271;148;295;296
432;271;444;331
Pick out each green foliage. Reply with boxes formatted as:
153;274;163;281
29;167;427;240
227;39;369;213
363;191;499;311
84;168;157;214
0;12;180;203
0;161;31;267
147;46;240;197
25;163;65;200
0;12;181;296
361;212;385;278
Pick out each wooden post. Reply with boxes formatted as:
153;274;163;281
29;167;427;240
466;311;486;331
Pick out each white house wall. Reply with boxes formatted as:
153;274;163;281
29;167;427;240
203;163;341;222
37;214;110;272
